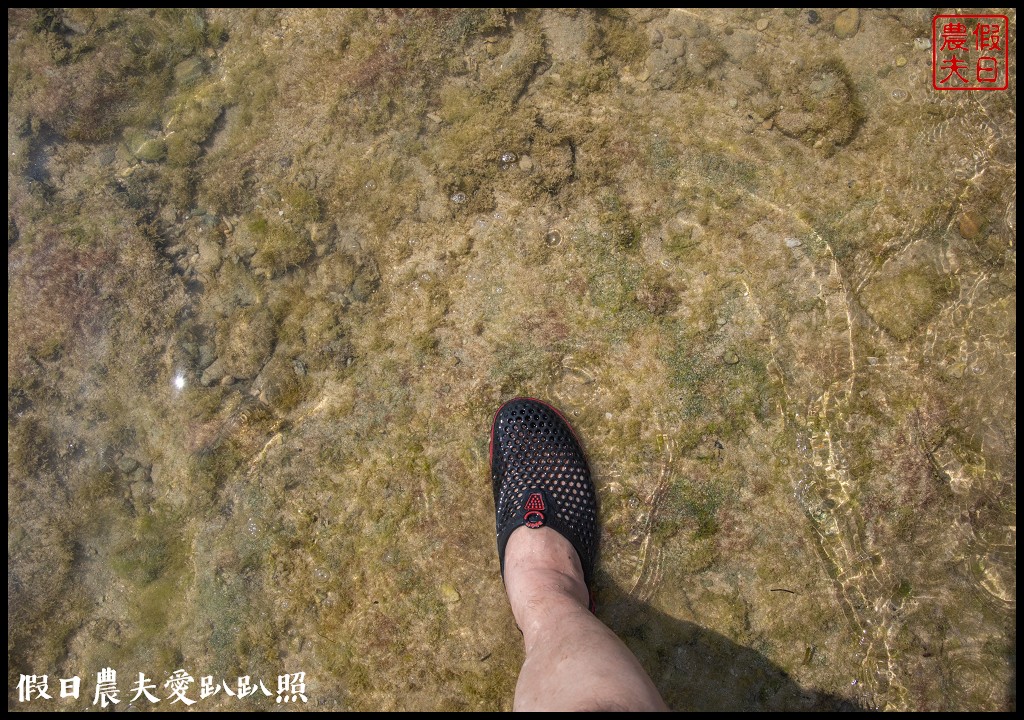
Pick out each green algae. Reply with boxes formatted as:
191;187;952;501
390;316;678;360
250;223;313;278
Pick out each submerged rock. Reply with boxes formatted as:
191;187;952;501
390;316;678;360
200;358;226;386
117;456;139;474
860;259;956;341
197;233;223;275
218;306;276;380
252;351;306;412
350;271;379;302
833;9;860;39
249;224;312;278
133;139;166;162
958;209;985;240
174;56;206;86
648;35;687;89
316;252;358;294
774;61;862;152
440;583;461;604
227;216;260;260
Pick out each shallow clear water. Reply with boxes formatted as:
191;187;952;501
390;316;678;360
8;9;1015;710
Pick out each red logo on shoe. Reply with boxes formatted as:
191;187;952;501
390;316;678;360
524;492;545;528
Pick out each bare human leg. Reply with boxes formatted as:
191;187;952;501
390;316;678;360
503;526;668;712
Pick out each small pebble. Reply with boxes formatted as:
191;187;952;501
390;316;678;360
728;97;738;109
913;37;930;50
724;350;740;365
117;456;140;474
441;583;461;604
958;209;983;239
833;8;860;39
895;55;907;68
756;18;770;32
785;237;802;248
807;10;820;24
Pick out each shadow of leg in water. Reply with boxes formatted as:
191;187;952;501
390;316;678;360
598;579;862;711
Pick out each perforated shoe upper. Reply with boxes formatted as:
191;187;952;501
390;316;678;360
490;397;598;587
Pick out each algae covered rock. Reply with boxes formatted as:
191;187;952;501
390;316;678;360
196;232;223;276
251;351;307;412
227;215;261;261
163;83;225;167
123;127;168;162
646;13;723;90
130;137;167;162
647;35;687;89
531;133;576;193
774;61;862;152
860;259;956;342
314;242;379;304
316;252;359;295
173;56;206;87
218;305;276;379
249;223;312;278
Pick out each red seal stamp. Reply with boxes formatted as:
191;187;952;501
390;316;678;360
932;15;1010;90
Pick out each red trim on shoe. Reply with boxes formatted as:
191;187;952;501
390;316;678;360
523;493;546;528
